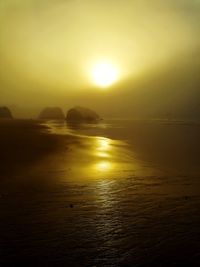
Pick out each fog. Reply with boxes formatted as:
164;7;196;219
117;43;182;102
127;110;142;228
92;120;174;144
0;0;199;118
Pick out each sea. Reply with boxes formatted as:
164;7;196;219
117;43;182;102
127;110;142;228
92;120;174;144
0;119;200;266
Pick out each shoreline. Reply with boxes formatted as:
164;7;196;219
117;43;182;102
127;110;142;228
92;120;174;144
0;119;72;177
0;119;199;266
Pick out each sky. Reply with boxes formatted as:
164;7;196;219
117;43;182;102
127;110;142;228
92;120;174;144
0;0;199;118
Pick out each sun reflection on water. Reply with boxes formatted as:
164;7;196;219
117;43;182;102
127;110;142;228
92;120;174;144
97;138;110;150
43;121;147;182
95;161;113;172
95;138;111;159
96;151;110;158
93;137;114;174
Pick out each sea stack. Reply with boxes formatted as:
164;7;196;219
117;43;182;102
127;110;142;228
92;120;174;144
66;106;101;122
0;107;13;119
38;107;65;120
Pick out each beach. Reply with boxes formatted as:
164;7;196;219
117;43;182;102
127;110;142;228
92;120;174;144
0;119;199;266
0;119;82;176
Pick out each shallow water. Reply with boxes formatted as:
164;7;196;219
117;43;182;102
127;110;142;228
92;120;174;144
0;119;200;266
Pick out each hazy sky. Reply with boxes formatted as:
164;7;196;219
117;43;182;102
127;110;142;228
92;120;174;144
0;0;199;118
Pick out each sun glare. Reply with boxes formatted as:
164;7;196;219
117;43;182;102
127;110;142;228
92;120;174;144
92;61;118;88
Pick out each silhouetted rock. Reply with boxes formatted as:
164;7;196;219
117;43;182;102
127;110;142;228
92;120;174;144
0;107;13;119
66;106;100;122
39;107;65;120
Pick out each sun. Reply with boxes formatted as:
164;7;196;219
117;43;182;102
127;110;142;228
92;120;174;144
92;61;118;88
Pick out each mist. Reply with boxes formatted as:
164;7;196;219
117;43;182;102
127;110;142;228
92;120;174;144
0;0;199;118
1;2;200;266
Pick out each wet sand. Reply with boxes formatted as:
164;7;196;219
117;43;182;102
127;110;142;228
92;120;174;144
0;119;80;176
0;119;199;266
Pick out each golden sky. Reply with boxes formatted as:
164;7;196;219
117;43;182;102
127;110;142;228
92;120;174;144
0;0;199;117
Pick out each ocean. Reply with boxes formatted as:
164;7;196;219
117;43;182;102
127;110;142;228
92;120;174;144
0;119;200;266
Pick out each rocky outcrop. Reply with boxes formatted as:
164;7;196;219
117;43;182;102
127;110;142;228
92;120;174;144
39;107;65;120
0;107;13;119
66;106;100;122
